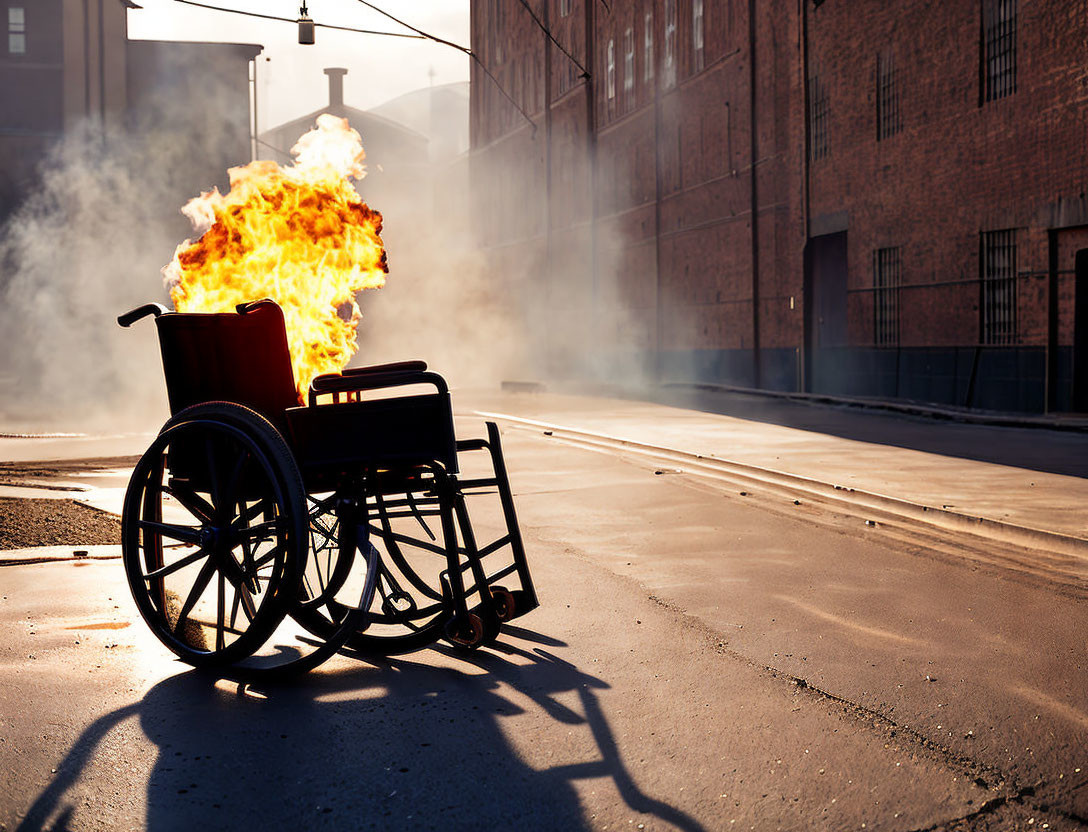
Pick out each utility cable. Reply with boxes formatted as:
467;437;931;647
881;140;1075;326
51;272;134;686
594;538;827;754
170;0;425;39
351;0;538;132
515;0;588;77
170;0;538;132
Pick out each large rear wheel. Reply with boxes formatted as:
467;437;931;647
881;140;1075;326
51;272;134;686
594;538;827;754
121;405;307;667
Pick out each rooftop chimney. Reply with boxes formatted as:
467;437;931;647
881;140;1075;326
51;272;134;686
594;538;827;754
324;67;347;108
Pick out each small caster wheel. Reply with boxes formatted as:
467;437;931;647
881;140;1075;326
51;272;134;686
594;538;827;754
444;613;484;649
490;586;517;622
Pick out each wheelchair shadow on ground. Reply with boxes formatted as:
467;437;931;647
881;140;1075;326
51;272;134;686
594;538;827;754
18;628;705;832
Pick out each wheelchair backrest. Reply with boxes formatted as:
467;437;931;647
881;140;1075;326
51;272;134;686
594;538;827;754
154;299;299;427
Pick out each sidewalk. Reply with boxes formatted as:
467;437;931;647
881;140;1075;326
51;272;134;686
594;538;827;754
462;387;1088;543
3;389;1085;544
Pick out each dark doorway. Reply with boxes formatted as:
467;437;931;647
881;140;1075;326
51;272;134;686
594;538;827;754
1074;248;1088;412
1046;227;1088;411
804;230;849;393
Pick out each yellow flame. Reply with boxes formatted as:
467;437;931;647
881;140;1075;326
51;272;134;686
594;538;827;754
164;114;388;401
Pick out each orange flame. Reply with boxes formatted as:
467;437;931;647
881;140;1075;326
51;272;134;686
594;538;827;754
164;114;388;401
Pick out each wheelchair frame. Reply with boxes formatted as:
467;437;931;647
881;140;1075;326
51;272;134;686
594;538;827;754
117;299;538;677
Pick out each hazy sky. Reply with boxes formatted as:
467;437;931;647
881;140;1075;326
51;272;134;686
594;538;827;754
127;0;471;132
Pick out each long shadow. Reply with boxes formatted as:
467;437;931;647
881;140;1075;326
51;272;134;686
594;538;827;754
649;386;1088;479
18;634;705;832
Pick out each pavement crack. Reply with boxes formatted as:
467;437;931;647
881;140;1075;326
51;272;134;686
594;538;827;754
905;793;1014;832
642;592;1023;803
906;790;1088;832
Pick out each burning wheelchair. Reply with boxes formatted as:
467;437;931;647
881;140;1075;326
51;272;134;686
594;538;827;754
117;298;537;676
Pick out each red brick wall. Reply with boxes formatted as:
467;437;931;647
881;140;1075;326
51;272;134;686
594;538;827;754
808;0;1088;349
471;0;1088;398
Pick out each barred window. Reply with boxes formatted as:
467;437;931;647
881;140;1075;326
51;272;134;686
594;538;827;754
982;0;1016;102
876;51;901;140
9;6;25;55
623;26;635;107
809;75;829;160
663;0;677;88
980;229;1018;345
873;247;901;346
643;9;654;82
606;38;616;102
693;0;704;72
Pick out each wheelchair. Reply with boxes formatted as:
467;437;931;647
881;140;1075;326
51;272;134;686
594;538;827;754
117;298;537;677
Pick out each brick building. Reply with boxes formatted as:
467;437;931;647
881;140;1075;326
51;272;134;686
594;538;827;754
469;0;1088;413
0;0;260;222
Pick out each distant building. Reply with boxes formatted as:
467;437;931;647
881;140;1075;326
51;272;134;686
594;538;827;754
259;67;429;210
0;0;260;220
126;39;262;198
366;81;471;235
369;81;470;163
470;0;1088;414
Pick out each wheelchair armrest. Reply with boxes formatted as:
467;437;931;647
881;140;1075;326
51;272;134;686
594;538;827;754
308;370;448;406
342;360;427;376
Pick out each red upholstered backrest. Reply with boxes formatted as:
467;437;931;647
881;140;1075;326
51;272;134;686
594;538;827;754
154;300;299;426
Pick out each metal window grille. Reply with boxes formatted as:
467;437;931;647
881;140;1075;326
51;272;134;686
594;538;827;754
643;9;654;82
8;6;25;55
693;0;704;72
982;0;1016;102
876;51;901;140
664;0;677;88
560;0;572;18
873;247;902;346
606;38;616;102
809;75;829;160
980;229;1018;345
624;27;635;107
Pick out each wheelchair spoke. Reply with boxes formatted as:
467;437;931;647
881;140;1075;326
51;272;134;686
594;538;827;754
139;519;204;546
229;580;242;629
237;520;280;543
251;544;285;572
235;498;270;527
144;547;209;580
216;570;226;651
164;483;215;525
230;582;257;627
173;557;217;638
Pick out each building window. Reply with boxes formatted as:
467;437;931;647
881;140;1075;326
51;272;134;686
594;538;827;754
559;0;573;18
982;0;1016;102
663;0;677;88
8;6;25;55
980;229;1018;345
809;75;829;160
876;51;901;140
643;9;654;83
623;26;635;108
693;0;705;72
606;38;616;103
873;247;902;346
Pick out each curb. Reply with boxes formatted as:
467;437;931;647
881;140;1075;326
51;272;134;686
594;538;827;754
479;410;1088;562
659;382;1088;433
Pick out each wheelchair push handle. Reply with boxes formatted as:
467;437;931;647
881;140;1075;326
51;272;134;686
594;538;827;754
117;303;169;328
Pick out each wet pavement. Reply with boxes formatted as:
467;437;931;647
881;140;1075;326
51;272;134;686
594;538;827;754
1;390;1086;830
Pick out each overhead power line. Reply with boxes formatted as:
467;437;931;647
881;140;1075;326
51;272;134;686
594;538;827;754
170;0;539;133
170;0;425;39
515;0;589;78
351;0;538;131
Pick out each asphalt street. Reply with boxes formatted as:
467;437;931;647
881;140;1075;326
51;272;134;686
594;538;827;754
1;390;1086;831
